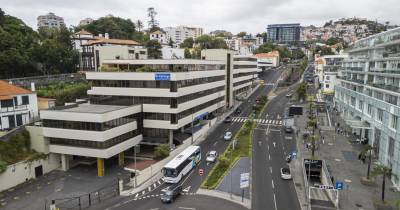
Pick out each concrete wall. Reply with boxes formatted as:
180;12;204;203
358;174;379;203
0;153;60;192
26;126;49;154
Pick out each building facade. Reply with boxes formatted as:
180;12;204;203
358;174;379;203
164;26;204;47
37;12;65;28
149;30;168;45
0;81;38;131
315;54;348;94
267;23;301;44
79;18;94;26
334;27;400;189
255;51;280;70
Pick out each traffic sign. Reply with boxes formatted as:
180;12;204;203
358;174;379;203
240;173;250;189
335;181;343;190
199;168;204;176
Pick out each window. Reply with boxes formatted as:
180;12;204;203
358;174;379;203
367;104;373;116
390;115;398;130
325;76;330;80
377;109;383;122
358;100;364;111
388;137;395;159
22;96;29;105
325;84;329;88
351;97;356;107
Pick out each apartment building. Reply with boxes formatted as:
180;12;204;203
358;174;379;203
78;18;94;26
80;35;147;71
0;81;38;131
201;49;259;107
37;12;65;28
164;26;204;47
334;27;400;189
255;51;280;70
315;54;348;94
149;30;168;45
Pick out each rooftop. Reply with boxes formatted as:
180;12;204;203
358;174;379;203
255;51;280;58
102;59;225;65
50;104;129;114
83;38;141;46
0;80;33;99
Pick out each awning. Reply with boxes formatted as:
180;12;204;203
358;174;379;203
345;120;372;129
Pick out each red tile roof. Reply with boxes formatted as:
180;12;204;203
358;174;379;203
83;38;141;46
0;80;32;99
255;50;280;58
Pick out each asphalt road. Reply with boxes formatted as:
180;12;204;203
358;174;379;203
252;78;301;210
99;67;284;210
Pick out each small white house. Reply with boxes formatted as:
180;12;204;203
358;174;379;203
0;80;38;131
150;30;168;45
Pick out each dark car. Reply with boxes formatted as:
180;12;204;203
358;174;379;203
235;108;242;115
224;116;232;123
161;184;182;203
286;154;293;163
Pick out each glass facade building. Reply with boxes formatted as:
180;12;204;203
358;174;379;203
334;27;400;188
267;24;301;43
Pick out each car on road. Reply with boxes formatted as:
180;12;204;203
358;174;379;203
206;151;218;163
224;132;232;141
161;184;182;203
286;154;293;163
286;92;293;98
235;108;242;115
284;125;294;133
280;167;292;180
224;116;232;123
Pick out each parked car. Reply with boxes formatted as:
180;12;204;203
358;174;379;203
224;132;232;141
206;151;218;163
286;92;293;98
286;154;293;163
280;167;292;180
285;126;294;133
224;116;232;123
161;184;182;203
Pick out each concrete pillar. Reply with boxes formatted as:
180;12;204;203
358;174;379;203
97;158;105;177
118;152;124;166
181;127;185;133
61;154;70;171
169;130;174;149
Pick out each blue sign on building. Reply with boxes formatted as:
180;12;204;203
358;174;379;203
154;73;171;81
335;181;343;190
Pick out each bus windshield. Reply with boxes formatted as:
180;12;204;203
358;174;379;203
163;168;177;177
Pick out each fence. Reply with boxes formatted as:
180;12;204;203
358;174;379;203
44;176;130;210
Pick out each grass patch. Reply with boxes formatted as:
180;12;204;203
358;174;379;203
201;97;269;189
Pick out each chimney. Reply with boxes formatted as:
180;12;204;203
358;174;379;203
31;82;36;92
105;33;109;39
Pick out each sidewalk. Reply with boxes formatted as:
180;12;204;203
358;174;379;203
293;104;400;210
197;189;251;209
121;84;261;196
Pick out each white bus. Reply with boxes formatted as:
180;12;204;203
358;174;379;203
162;145;201;183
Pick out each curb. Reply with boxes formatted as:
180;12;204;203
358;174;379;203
196;189;251;209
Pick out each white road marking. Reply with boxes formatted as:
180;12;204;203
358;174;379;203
153;183;156;188
135;193;139;198
158;180;161;185
142;191;145;195
272;179;275;189
273;142;276;148
179;207;196;210
273;193;278;210
182;186;191;193
269;167;272;174
272;120;276;124
269;154;271;160
213;141;218;146
148;186;152;191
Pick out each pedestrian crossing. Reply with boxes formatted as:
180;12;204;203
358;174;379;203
231;117;282;125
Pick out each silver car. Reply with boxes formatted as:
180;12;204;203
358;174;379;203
206;151;218;163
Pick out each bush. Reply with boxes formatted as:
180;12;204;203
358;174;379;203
37;82;90;106
154;144;170;160
218;155;230;168
0;160;7;173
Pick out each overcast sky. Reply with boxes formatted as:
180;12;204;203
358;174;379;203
1;0;399;34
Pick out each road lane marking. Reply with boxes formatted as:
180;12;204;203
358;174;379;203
273;193;278;210
213;141;218;146
153;183;156;188
179;207;196;210
273;142;276;148
135;193;139;198
142;191;145;195
269;154;271;160
269;167;272;174
148;186;151;191
182;186;191;192
272;179;275;189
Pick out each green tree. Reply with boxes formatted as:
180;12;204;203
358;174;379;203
195;35;227;49
145;39;162;59
371;164;398;203
360;144;374;180
180;37;194;48
237;31;247;37
136;20;144;32
296;82;307;101
168;37;174;47
154;144;170;160
184;48;192;58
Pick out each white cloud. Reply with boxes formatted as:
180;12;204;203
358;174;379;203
1;0;399;34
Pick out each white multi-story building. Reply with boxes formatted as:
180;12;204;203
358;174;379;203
315;54;348;94
79;18;94;26
37;12;65;28
0;81;38;131
149;30;168;45
255;51;280;70
164;26;204;47
334;27;400;189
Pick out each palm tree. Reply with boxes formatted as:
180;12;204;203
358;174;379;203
360;144;374;179
136;20;144;32
371;164;398;203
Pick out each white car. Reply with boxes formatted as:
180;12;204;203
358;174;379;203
206;151;218;163
280;167;292;180
224;132;232;141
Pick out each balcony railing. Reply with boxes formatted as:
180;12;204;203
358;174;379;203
342;67;364;71
369;83;400;92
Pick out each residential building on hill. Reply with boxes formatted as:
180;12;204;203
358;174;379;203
149;29;168;45
163;26;204;47
37;12;65;28
255;51;280;69
334;27;400;190
0;81;38;131
79;18;94;26
315;54;348;95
